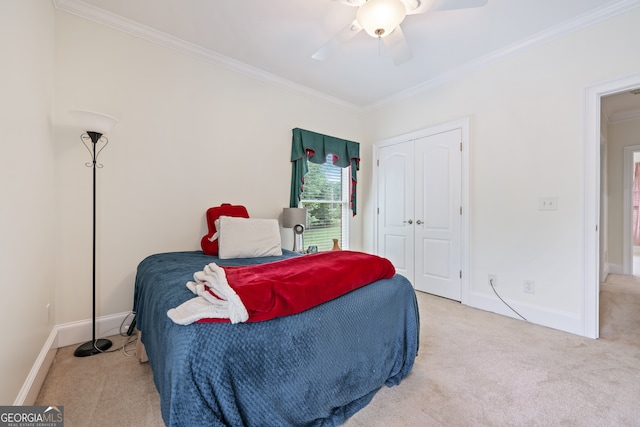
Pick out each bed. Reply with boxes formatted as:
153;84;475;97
133;249;419;427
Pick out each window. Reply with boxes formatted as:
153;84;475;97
300;154;350;251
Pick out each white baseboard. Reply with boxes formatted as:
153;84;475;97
55;311;132;348
601;263;610;283
13;328;58;406
14;311;132;406
608;263;624;275
467;291;584;337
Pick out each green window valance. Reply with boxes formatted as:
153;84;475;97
289;128;360;216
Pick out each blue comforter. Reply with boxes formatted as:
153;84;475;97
133;250;419;427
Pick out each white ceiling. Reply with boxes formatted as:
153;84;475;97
55;0;640;113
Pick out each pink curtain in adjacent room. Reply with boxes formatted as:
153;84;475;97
633;162;640;246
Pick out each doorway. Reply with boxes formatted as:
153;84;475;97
585;72;640;339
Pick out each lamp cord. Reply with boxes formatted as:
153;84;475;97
490;278;527;322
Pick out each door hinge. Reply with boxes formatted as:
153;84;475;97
377;207;380;214
377;159;379;166
460;142;462;151
459;270;462;279
460;206;462;215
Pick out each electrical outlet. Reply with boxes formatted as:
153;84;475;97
524;280;535;294
539;197;557;210
488;274;497;288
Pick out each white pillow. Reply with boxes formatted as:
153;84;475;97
217;216;282;259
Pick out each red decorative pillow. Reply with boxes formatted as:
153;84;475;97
200;204;250;255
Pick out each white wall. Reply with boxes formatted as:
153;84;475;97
0;1;56;404
362;7;640;335
53;11;365;324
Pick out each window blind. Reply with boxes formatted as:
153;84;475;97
300;155;350;251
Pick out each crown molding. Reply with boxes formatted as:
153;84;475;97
367;0;640;111
54;0;640;112
53;0;362;112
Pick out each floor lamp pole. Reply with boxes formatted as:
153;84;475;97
74;132;113;357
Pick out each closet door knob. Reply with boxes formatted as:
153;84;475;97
403;219;413;224
416;220;423;225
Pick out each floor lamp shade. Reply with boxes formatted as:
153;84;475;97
69;110;118;135
283;208;307;253
70;110;118;357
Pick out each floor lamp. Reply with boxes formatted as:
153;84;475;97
69;110;118;357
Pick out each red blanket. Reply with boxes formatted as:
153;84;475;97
198;250;395;323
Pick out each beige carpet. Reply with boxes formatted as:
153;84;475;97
35;336;163;426
36;275;640;426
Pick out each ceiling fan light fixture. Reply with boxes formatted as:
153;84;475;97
356;0;407;38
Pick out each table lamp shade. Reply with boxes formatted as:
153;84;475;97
283;207;307;228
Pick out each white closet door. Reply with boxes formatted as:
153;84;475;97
377;142;415;284
414;129;462;300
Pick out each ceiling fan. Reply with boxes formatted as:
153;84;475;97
313;0;488;65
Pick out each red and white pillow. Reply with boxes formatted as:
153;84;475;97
200;204;249;255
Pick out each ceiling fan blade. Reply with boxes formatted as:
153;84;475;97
312;20;363;61
430;0;488;12
383;26;413;65
332;0;365;6
403;0;425;15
